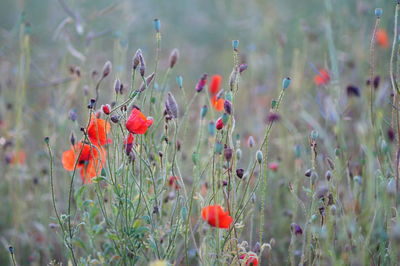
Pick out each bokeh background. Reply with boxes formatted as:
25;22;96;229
0;0;396;264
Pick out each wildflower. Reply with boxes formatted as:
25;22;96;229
195;73;208;92
87;114;111;146
168;176;180;190
376;28;389;48
209;75;222;95
239;252;259;266
314;69;330;86
62;142;105;183
102;104;111;115
268;162;279;171
211;95;224;111
216;117;224;130
201;205;233;229
126;108;153;134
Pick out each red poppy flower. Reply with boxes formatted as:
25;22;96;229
124;133;135;155
376;29;389;48
240;253;259;266
211;95;225;111
313;69;330;86
209;75;222;95
126;108;153;135
201;205;233;229
62;142;105;183
268;162;279;172
11;150;26;165
87;114;111;146
216;117;224;130
168;176;180;190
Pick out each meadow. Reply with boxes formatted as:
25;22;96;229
1;0;400;265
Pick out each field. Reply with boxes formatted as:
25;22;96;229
1;0;400;265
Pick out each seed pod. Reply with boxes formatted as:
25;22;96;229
139;72;155;92
169;48;179;69
133;49;142;70
102;61;112;78
165;92;179;118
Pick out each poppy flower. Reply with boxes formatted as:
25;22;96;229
211;95;225;111
216;117;224;130
268;162;279;171
87;114;111;146
313;69;330;86
239;253;259;266
168;176;180;190
126;108;153;135
62;142;105;183
11;150;26;165
375;28;389;48
209;75;222;95
201;205;233;229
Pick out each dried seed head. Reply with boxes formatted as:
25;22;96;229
165;92;179;118
169;48;179;69
102;61;112;78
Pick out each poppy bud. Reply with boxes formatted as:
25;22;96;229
282;77;291;90
239;63;248;73
139;53;146;77
102;61;112;78
248;136;255;148
236;148;242;160
153;18;160;32
224;100;232;115
224;146;233;161
110;115;120;123
268;162;279;171
195;73;208;92
215;141;223;154
208;122;216;136
373;75;380;89
70;133;75;145
232;40;239;51
290;223;303;236
200;105;208;119
388;128;395;142
8;246;14;255
44;136;50;144
165;92;179;118
256;150;263;164
325;170;332;181
347;85;360;97
114;79;121;94
236;168;244;179
139;72;155;92
325;157;335;170
229;67;239;90
102;104;111;115
310;130;319;140
133;49;142;70
375;8;383;18
216;117;224;130
68;109;78;121
305;169;312;177
169;48;179;69
176;75;183;88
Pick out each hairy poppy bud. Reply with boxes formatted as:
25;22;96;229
110;115;120;123
114;79;121;94
291;223;303;236
224;100;232;115
215;141;223;154
176;75;183;88
282;77;291;90
153;18;160;32
256;150;263;164
248;136;255;148
200;105;208;119
102;104;111;115
224;146;233;162
133;49;142;70
232;40;239;51
102;61;112;78
139;53;146;77
195;74;208;92
310;130;319;140
236;149;242;160
139;72;155;92
68;109;78;121
239;64;248;73
165;92;179;118
216;117;224;130
169;48;179;69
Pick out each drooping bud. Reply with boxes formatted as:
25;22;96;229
102;61;112;78
133;49;142;70
102;104;111;115
165;92;179;118
139;72;155;92
114;79;121;94
68;109;78;121
139;52;146;77
224;146;233;162
239;63;248;73
195;73;208;92
169;48;179;69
